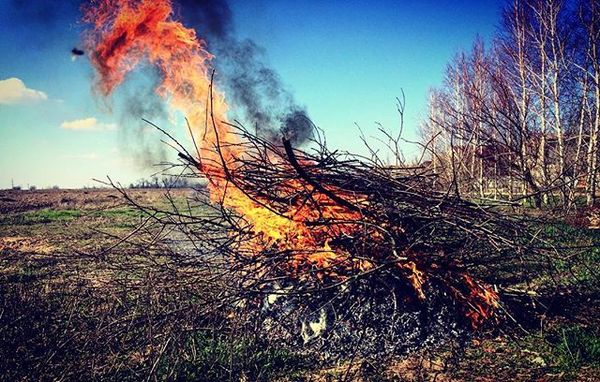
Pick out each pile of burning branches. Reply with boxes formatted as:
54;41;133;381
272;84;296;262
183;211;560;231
144;109;531;358
83;0;535;360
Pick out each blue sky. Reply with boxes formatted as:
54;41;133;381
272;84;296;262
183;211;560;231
0;0;504;189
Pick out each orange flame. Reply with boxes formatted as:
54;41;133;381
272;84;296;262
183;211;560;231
83;0;229;160
83;0;364;277
399;261;426;300
462;274;499;328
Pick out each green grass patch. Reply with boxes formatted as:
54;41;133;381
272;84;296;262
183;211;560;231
523;220;600;289
547;325;600;371
156;333;306;382
514;324;600;376
88;207;141;219
0;209;82;225
0;207;143;228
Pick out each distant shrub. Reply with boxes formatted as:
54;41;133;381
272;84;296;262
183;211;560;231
129;175;200;189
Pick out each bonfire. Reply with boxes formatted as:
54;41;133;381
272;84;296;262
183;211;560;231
83;0;529;357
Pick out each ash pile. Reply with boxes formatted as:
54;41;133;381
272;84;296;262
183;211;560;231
257;277;467;359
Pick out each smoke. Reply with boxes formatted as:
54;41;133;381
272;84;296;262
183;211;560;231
176;0;234;40
281;110;315;147
116;68;169;168
176;0;313;145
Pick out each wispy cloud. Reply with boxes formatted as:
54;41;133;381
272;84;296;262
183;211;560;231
60;117;117;131
0;77;48;105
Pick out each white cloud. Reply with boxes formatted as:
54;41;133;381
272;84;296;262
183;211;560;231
60;117;117;131
0;77;48;105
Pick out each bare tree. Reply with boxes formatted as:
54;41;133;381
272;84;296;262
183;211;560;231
581;0;600;206
423;0;600;209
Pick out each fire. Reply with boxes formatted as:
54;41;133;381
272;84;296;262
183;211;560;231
399;261;426;300
461;274;500;328
83;0;363;275
83;0;499;328
83;0;230;158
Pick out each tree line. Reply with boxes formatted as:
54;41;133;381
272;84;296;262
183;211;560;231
420;0;600;208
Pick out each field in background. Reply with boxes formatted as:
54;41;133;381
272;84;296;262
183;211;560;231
1;189;599;381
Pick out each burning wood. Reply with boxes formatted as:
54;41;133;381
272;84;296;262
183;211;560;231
186;117;510;329
83;0;530;357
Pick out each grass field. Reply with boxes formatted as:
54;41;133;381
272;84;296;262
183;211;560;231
1;188;599;381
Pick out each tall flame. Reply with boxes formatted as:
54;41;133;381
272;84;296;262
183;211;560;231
83;0;229;157
83;0;365;276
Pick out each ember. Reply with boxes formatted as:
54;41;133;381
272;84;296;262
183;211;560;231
84;0;524;356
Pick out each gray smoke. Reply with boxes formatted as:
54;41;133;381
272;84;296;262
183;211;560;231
176;0;313;145
116;68;169;168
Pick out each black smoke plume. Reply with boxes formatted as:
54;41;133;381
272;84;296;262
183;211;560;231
176;0;313;145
